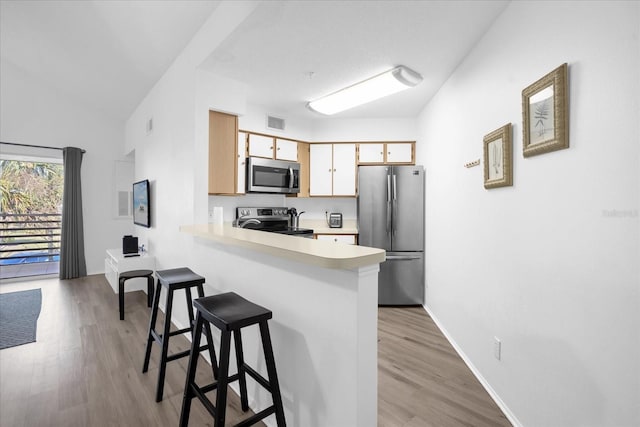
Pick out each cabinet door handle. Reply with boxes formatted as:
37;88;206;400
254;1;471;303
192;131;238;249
333;169;336;172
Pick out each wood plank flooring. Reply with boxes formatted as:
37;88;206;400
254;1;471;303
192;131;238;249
378;307;511;427
0;275;510;426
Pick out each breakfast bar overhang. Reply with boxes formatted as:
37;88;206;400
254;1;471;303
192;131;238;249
180;223;385;427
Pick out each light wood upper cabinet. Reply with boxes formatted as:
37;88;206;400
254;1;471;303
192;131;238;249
248;134;275;158
309;143;356;196
275;139;298;161
208;111;238;195
357;142;415;165
297;142;310;198
237;131;247;194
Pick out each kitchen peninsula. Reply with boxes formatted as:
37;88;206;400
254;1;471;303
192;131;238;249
180;223;385;427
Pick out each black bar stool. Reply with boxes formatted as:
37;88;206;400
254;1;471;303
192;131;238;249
118;269;154;320
179;292;286;427
142;267;218;402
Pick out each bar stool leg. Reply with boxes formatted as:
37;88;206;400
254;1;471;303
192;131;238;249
197;283;219;379
179;311;204;427
233;329;249;411
260;321;286;426
185;287;195;328
143;279;163;373
118;277;126;320
156;288;174;402
215;331;232;427
146;275;154;307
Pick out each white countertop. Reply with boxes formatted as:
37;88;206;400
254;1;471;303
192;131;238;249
301;219;358;235
179;223;383;270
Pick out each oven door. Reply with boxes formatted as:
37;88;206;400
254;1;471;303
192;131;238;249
246;157;300;194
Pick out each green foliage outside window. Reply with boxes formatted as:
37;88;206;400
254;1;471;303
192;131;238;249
0;160;64;214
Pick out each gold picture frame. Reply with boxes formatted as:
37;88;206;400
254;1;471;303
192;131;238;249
522;63;569;157
483;123;512;189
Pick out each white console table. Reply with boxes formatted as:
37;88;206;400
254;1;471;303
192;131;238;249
104;248;156;294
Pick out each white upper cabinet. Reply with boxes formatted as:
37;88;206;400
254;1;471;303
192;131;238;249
332;144;356;196
248;134;275;158
275;139;298;161
237;131;247;194
309;143;356;196
386;143;413;163
309;144;333;196
358;143;385;164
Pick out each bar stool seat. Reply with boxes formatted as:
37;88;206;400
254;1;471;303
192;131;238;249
118;269;154;320
179;292;286;427
142;267;218;402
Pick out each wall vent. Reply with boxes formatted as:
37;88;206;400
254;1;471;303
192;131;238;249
266;115;285;131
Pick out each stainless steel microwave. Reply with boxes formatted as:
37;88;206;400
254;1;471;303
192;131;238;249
246;157;300;194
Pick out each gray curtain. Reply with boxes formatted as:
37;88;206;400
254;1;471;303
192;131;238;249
59;147;87;279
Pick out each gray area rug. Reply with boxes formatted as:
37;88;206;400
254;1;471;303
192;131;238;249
0;288;42;350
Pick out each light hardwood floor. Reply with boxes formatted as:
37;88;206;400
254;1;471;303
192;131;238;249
0;275;510;426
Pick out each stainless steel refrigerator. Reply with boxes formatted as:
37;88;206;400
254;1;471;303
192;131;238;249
357;165;425;305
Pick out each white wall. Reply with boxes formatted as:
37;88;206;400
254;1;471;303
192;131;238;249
311;117;418;142
416;2;639;426
0;60;134;274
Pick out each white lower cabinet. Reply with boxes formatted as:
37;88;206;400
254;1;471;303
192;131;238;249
316;234;357;245
105;249;156;294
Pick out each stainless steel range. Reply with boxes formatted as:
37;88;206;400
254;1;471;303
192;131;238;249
235;207;314;238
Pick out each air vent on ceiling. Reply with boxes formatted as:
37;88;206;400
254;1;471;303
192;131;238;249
266;115;285;131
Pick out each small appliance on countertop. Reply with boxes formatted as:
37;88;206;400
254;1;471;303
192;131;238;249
235;207;314;238
328;212;343;228
122;235;139;256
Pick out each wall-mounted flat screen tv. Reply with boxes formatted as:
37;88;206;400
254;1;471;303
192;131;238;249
133;179;150;228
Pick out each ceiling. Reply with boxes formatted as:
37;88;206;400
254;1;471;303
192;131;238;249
1;0;510;122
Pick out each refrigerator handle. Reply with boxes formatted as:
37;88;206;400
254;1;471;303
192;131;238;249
386;175;392;234
392;174;398;235
386;255;422;260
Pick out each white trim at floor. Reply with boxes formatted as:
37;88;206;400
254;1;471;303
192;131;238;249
423;303;523;427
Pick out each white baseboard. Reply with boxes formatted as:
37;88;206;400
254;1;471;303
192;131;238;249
422;303;523;427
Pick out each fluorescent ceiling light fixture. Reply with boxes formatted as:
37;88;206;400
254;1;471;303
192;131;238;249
307;65;422;115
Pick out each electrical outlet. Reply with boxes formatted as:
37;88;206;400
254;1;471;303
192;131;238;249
494;337;501;360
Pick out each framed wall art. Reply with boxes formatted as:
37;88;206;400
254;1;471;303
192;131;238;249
483;123;512;189
522;63;569;157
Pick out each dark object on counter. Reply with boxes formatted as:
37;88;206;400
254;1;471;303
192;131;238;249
122;235;138;254
289;207;305;228
142;268;218;402
180;292;287;427
118;269;154;320
329;212;343;228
